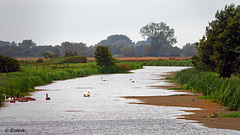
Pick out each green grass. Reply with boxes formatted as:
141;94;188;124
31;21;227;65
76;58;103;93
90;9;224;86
167;84;188;90
220;111;240;117
166;76;175;80
174;68;240;111
142;60;193;66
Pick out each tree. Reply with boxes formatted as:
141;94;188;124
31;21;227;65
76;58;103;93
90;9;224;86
193;4;240;77
96;34;133;55
86;45;95;57
0;40;16;46
168;46;181;57
0;55;20;73
182;43;198;56
64;50;77;57
135;41;150;56
140;22;177;56
121;46;138;57
142;45;151;57
18;39;36;48
94;46;115;66
42;52;59;59
61;41;88;56
97;34;132;46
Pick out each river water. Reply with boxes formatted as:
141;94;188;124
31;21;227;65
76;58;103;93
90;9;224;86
0;66;239;135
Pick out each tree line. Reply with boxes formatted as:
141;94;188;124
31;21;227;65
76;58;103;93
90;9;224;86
0;24;197;58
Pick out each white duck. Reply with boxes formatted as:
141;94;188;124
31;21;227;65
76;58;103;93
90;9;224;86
130;79;135;83
101;77;109;81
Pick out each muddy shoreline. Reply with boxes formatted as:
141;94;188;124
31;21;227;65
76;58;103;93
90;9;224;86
124;72;240;131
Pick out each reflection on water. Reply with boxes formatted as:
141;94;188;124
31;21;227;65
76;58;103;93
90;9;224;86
0;66;239;134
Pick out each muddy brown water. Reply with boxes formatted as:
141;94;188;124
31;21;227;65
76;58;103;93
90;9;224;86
0;66;239;134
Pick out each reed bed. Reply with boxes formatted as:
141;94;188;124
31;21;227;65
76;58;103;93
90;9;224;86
175;68;240;111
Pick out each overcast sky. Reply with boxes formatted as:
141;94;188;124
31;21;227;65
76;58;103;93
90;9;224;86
0;0;240;48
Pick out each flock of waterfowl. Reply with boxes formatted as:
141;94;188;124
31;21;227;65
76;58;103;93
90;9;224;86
1;77;136;104
1;93;47;103
1;94;36;103
82;77;135;97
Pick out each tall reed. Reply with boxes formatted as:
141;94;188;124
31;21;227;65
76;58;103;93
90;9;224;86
175;68;240;111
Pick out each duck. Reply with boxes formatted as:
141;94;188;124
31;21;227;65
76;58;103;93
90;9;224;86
17;95;29;102
9;96;35;103
101;77;108;81
83;91;90;97
25;97;36;101
130;79;135;83
20;95;36;101
46;93;51;100
1;94;12;102
18;98;28;102
10;96;16;103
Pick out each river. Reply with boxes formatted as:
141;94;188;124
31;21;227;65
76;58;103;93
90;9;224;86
0;66;239;135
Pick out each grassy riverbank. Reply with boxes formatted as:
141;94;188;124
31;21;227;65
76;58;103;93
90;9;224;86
174;68;240;111
0;61;143;105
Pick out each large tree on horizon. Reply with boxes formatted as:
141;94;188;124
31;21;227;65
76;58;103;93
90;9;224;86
140;22;177;56
18;39;36;48
96;34;133;55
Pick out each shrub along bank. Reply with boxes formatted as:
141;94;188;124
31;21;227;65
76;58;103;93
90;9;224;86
174;68;240;111
59;56;87;64
0;55;20;73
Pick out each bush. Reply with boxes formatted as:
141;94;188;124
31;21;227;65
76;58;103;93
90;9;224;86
59;56;87;64
97;65;119;74
36;58;44;63
64;50;77;57
0;55;20;73
118;64;131;71
94;46;115;66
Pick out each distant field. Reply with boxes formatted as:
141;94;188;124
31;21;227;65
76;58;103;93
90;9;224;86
16;57;44;60
87;57;191;61
15;57;191;62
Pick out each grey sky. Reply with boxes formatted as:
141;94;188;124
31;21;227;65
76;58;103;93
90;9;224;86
0;0;240;48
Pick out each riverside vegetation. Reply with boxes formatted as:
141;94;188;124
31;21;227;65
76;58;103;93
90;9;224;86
174;68;240;112
0;56;193;106
0;57;239;117
167;4;240;117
